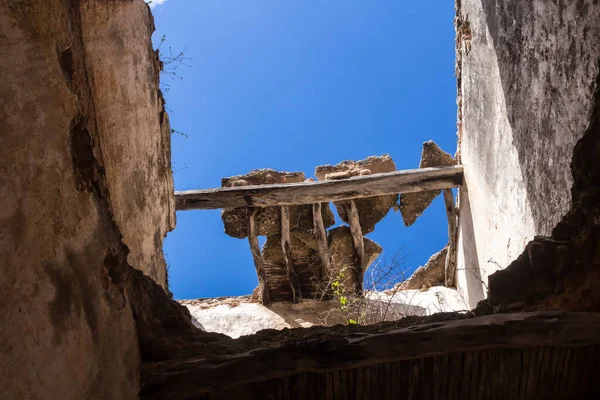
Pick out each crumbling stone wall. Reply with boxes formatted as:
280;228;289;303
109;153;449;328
455;0;600;308
0;0;173;397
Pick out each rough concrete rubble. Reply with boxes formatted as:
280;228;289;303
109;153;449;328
315;155;399;234
400;141;457;226
221;169;335;238
398;244;448;290
327;226;383;292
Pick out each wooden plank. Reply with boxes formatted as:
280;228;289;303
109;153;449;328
175;166;464;210
460;351;472;399
443;188;458;287
141;312;600;397
439;354;450;399
281;206;302;303
346;200;365;295
432;355;440;400
247;207;271;305
340;369;348;400
313;202;331;281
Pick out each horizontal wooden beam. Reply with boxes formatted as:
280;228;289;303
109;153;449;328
175;166;464;210
140;311;600;397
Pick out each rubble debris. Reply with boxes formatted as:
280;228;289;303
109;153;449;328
261;234;323;301
221;169;334;238
397;245;448;291
400;141;457;226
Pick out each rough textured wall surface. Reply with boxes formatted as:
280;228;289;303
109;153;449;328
81;1;175;288
0;0;173;397
456;0;600;307
475;62;600;315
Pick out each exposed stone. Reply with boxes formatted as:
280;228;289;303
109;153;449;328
291;229;320;251
400;141;457;226
262;234;323;301
221;169;335;238
263;233;318;263
399;245;448;290
315;155;398;234
327;226;383;292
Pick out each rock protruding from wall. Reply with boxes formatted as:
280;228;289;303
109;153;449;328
400;141;456;226
328;226;383;292
221;169;335;238
315;155;398;234
398;245;448;290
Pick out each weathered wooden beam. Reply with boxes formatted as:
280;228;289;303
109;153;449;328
443;189;458;287
280;206;302;303
140;312;600;397
346;200;365;295
175;166;464;210
247;207;270;305
312;202;331;281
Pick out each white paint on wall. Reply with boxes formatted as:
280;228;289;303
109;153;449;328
455;0;599;308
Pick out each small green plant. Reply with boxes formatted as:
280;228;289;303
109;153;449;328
312;249;437;327
330;271;363;325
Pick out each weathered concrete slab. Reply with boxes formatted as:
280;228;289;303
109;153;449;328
400;141;456;226
315;155;398;234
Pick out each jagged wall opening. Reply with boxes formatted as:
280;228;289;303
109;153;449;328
2;0;599;398
172;150;468;337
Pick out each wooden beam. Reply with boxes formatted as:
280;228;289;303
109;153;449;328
140;312;600;397
247;207;270;305
443;189;458;287
175;166;464;210
312;203;331;281
346;200;365;295
280;206;302;303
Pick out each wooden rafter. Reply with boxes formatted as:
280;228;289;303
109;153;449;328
247;207;270;305
443;188;458;287
175;166;463;210
346;200;365;295
280;206;302;303
312;202;331;281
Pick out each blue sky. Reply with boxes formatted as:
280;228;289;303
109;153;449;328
152;1;457;300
